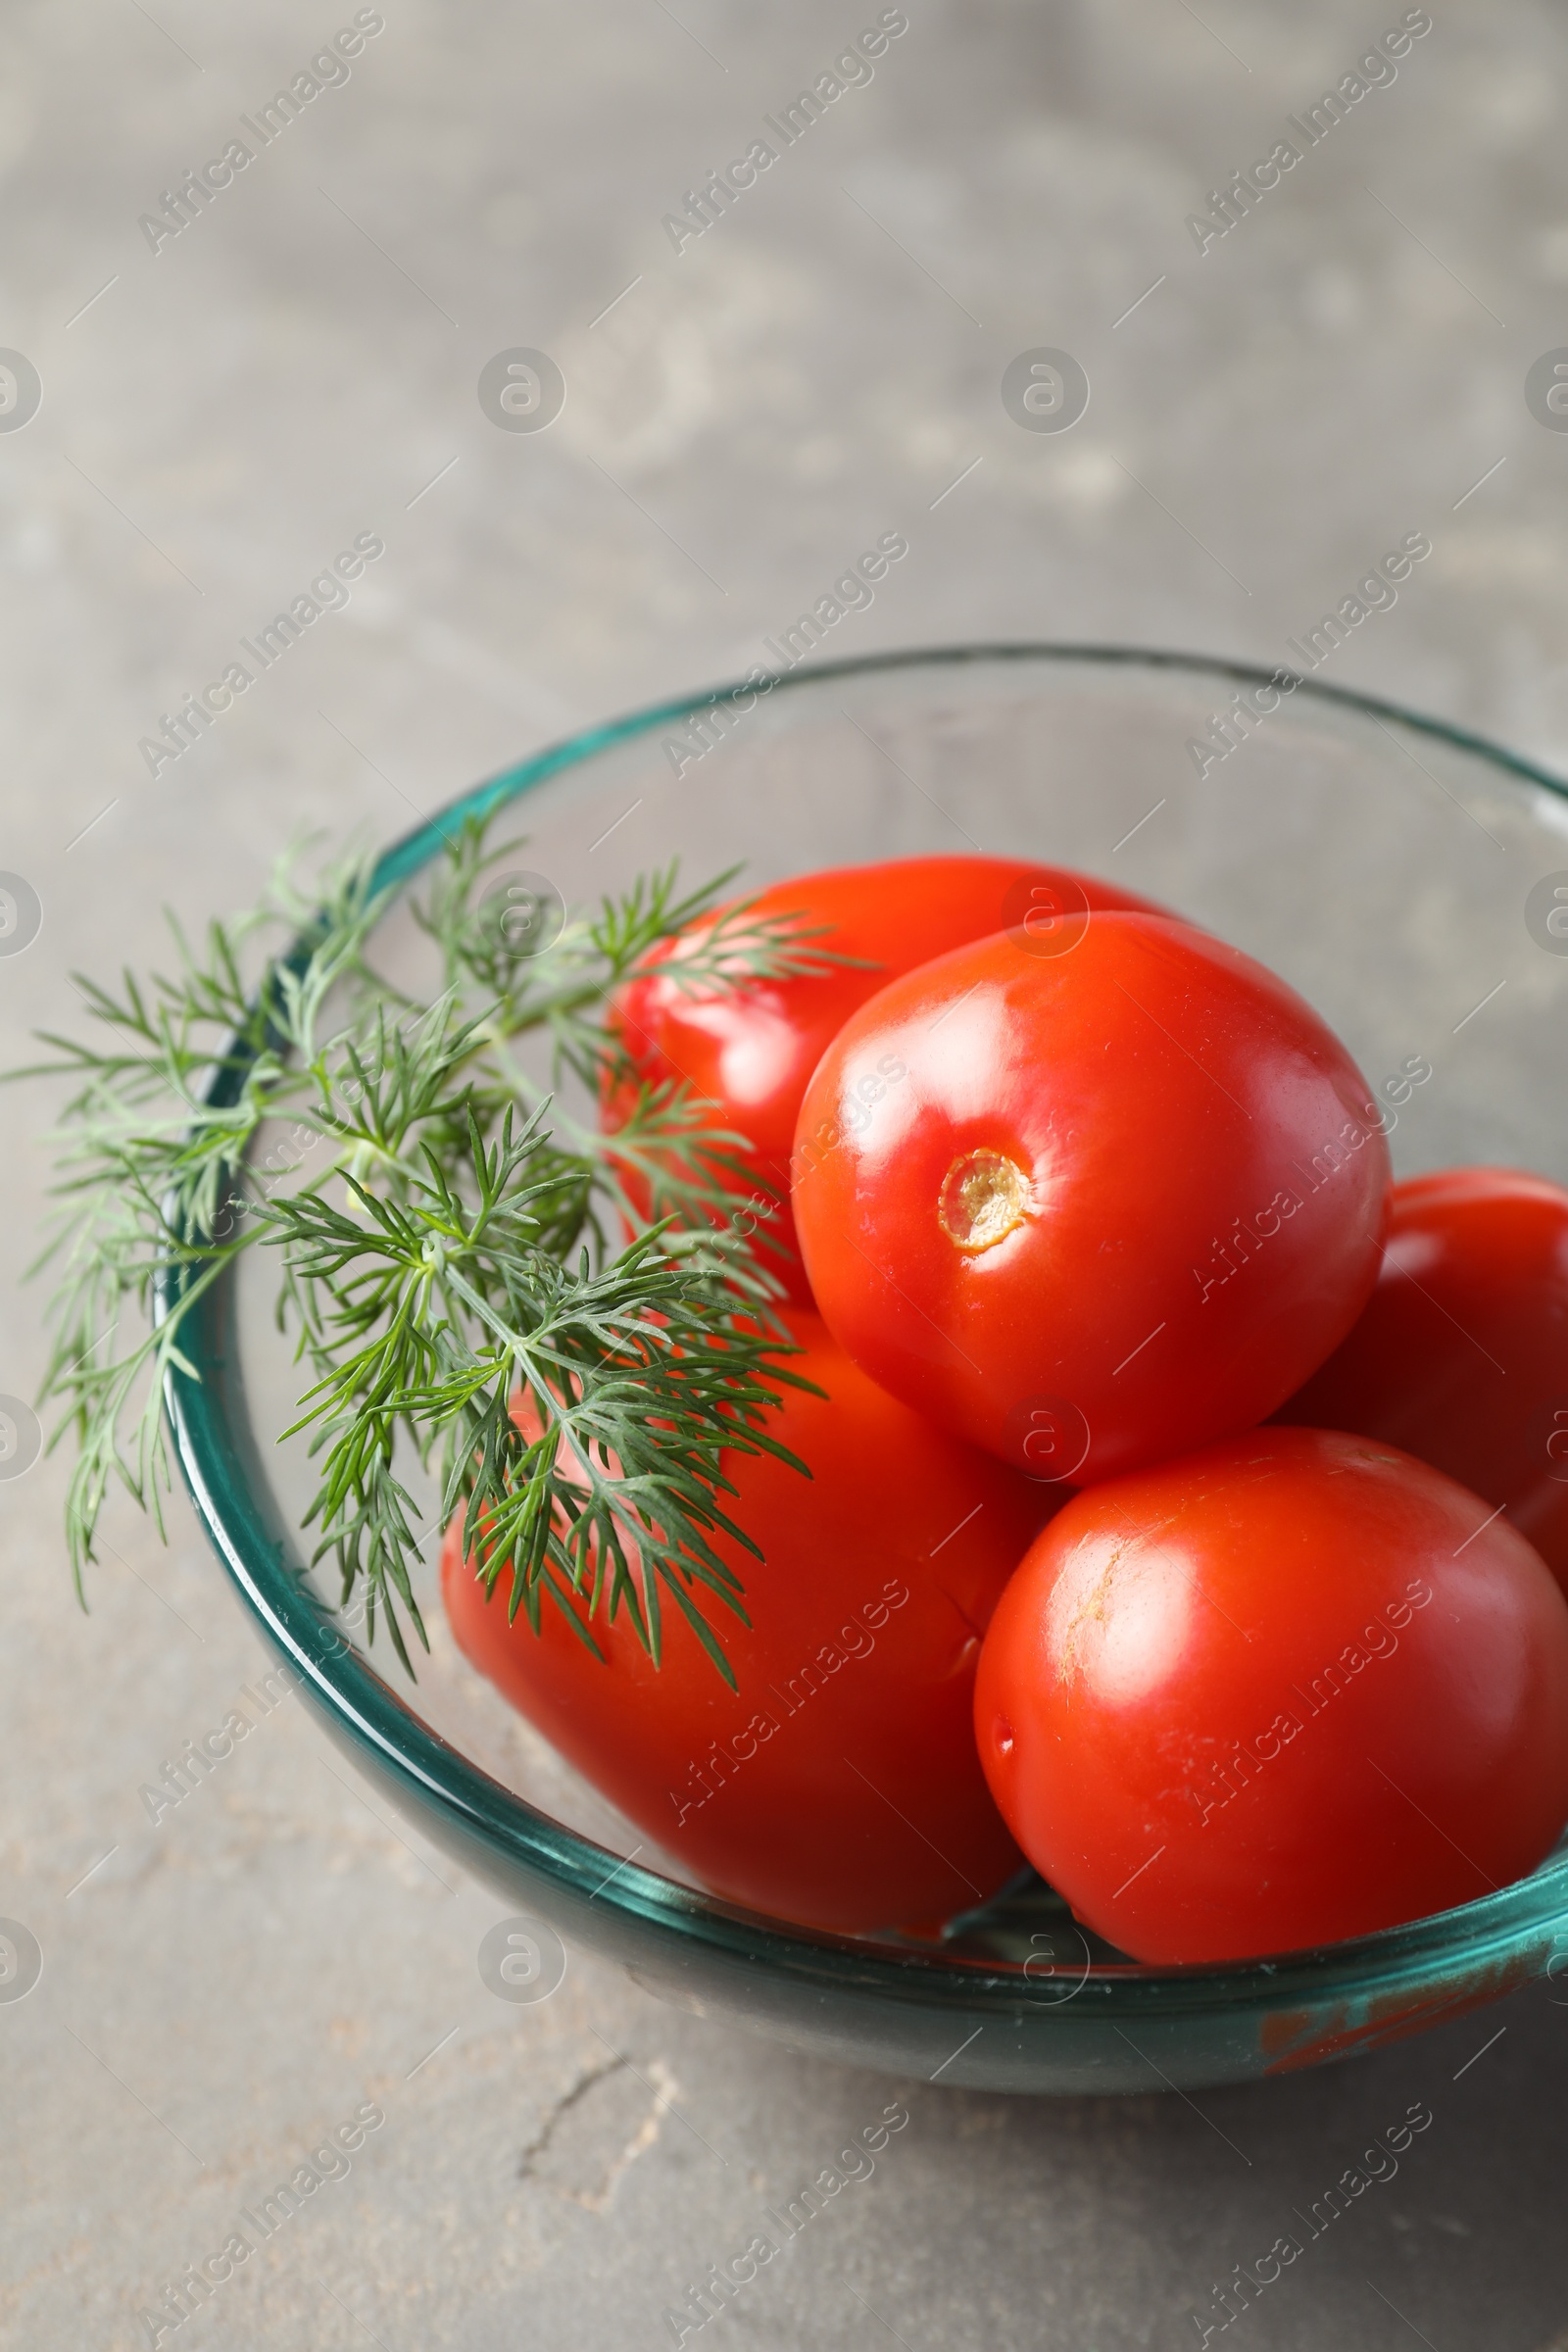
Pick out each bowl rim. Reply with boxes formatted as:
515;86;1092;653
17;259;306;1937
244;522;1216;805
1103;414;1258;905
159;637;1568;2023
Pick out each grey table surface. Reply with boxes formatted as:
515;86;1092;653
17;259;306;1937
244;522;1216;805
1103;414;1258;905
6;0;1568;2344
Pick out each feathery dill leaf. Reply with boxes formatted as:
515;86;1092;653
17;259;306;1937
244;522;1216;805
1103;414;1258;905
14;811;845;1675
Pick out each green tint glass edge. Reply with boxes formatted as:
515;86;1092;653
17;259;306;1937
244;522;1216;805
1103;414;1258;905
155;642;1568;2044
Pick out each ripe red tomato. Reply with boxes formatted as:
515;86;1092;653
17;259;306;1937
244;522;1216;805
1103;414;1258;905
441;1311;1048;1932
604;856;1169;1304
973;1427;1568;1965
791;913;1392;1484
1276;1168;1568;1601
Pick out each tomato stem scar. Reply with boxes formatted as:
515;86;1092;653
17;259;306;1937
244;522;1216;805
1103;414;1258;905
938;1150;1031;1252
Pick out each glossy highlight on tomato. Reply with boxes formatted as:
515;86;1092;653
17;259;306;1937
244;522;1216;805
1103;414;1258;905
973;1427;1568;1965
442;1311;1049;1932
1277;1167;1568;1600
792;912;1393;1483
603;855;1170;1303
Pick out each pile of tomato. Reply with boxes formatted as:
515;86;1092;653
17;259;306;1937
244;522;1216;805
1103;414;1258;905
443;856;1568;1967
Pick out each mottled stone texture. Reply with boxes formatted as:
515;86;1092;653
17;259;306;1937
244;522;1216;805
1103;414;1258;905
4;0;1568;2344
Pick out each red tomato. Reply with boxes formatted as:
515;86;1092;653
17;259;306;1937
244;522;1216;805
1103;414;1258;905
604;856;1170;1304
441;1311;1047;1932
973;1427;1568;1965
792;913;1392;1484
1276;1168;1568;1601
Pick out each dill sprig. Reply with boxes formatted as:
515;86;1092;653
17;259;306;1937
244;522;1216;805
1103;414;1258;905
14;815;837;1679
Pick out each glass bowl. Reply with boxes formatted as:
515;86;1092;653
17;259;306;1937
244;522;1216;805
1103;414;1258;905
162;643;1568;2094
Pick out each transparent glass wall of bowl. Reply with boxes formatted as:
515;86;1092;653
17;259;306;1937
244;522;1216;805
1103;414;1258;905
181;648;1568;2091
